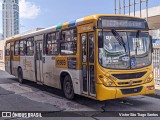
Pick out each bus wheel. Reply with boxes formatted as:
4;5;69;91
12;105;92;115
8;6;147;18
63;75;75;100
18;68;24;84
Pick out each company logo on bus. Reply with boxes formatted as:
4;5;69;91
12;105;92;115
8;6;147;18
129;80;133;85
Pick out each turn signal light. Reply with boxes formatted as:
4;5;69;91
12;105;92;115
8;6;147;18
146;73;153;83
99;74;116;86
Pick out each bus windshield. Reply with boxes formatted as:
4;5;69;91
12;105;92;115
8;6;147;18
98;31;152;69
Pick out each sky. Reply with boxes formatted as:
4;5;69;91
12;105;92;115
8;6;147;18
0;0;160;34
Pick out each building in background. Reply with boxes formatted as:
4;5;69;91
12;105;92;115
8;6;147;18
114;0;160;48
2;0;19;39
0;33;3;40
130;6;160;48
0;39;5;70
0;28;43;70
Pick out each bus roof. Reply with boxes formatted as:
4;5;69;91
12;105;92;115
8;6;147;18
5;14;145;42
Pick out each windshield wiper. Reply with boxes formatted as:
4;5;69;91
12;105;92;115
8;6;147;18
111;29;126;52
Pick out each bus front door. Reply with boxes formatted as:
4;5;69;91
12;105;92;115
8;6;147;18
35;41;43;83
81;32;96;97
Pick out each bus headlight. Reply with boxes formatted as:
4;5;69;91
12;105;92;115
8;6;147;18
98;75;116;86
103;79;113;86
146;73;153;83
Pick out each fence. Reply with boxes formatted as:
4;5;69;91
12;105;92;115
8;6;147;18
153;48;160;85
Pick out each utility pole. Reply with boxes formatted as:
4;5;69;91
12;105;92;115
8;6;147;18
134;0;136;16
115;0;117;14
119;0;121;14
140;0;142;17
146;0;149;21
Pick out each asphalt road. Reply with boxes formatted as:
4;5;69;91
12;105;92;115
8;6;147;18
0;70;160;120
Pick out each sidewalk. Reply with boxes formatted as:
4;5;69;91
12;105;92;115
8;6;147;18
0;62;5;71
0;67;5;71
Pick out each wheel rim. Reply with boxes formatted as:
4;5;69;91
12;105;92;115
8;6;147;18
65;81;73;96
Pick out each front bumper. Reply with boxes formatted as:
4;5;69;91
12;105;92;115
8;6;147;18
96;80;155;101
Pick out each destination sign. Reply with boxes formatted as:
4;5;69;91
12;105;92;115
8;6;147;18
100;18;148;30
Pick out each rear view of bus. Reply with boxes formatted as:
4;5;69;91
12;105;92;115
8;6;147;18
96;16;155;100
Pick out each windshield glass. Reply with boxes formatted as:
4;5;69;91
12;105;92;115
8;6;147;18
128;32;152;69
98;31;151;69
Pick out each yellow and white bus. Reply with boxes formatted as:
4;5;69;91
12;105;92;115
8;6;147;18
5;14;155;101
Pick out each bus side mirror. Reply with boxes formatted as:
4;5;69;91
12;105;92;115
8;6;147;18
98;33;103;48
150;35;153;53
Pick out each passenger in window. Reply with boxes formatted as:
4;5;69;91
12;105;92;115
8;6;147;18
48;44;52;54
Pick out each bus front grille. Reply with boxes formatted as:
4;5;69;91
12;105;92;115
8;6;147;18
112;72;147;80
121;86;143;94
118;80;142;86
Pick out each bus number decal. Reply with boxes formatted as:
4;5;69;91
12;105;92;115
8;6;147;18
56;60;66;66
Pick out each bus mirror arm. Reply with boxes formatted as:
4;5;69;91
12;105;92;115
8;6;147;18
150;35;153;53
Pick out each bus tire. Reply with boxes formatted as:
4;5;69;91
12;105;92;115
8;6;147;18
63;75;75;100
18;68;24;84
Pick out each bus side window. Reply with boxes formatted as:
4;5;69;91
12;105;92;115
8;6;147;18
89;34;94;63
5;42;10;56
60;28;77;55
14;41;20;56
20;40;26;56
82;35;87;62
43;35;46;55
46;32;58;55
26;38;34;56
